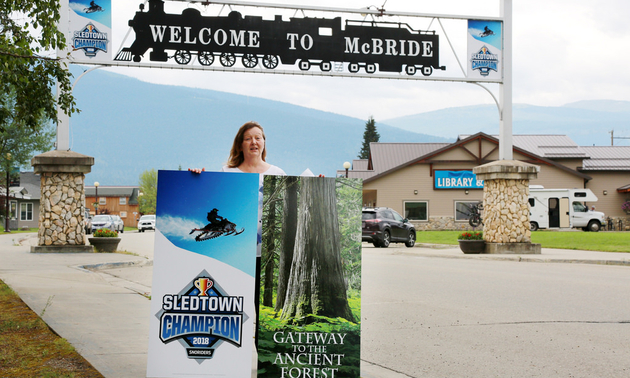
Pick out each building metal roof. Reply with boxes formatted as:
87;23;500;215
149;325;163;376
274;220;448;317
342;133;628;183
337;170;379;180
345;133;593;183
352;159;369;170
579;146;630;170
85;186;139;197
16;172;41;200
368;143;450;173
459;134;590;159
337;143;449;179
6;172;41;200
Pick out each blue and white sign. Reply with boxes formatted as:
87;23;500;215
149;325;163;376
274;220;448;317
147;171;258;377
467;20;502;79
435;171;483;189
69;0;112;62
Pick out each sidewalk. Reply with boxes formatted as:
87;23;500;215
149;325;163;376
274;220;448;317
1;233;629;378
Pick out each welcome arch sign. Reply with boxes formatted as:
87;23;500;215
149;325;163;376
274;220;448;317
65;0;504;83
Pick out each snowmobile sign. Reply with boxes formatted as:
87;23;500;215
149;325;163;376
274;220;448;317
69;0;111;62
467;19;503;79
115;0;445;76
147;171;259;377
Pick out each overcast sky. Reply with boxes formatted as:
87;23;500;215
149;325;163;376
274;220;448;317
89;0;630;122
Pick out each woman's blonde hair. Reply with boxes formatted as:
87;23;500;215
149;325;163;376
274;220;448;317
227;121;267;168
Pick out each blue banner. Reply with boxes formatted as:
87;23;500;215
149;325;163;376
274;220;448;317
435;171;483;189
148;171;258;376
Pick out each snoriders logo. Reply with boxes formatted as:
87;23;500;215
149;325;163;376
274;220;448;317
72;23;108;58
157;271;246;360
470;45;498;76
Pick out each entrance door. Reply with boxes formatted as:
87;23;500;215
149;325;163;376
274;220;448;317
548;198;559;228
559;198;570;228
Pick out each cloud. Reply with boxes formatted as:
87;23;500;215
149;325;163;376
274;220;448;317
102;0;630;120
69;2;88;13
157;215;200;240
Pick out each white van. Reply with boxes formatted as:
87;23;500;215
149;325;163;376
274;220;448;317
528;186;606;232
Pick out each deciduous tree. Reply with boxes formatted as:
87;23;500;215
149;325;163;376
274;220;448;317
138;169;157;214
0;0;77;131
0;91;54;229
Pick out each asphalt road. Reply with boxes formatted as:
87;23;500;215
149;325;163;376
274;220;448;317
8;232;630;377
361;244;630;377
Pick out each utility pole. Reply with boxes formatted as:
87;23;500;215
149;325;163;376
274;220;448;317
610;130;614;146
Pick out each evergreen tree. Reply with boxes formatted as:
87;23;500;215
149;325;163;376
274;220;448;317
358;116;379;159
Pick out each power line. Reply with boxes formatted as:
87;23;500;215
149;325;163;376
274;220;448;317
609;130;630;146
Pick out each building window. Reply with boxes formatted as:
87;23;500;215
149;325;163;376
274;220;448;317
404;201;428;221
120;211;127;218
99;197;107;205
20;203;33;221
455;201;479;222
119;197;127;205
9;201;17;219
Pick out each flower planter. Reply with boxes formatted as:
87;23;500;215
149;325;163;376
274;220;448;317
89;237;121;253
458;240;486;254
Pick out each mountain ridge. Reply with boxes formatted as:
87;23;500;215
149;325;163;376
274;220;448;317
69;67;446;185
66;67;628;185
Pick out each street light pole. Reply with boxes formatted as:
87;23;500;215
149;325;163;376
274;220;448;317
343;161;351;178
4;153;11;233
94;182;100;215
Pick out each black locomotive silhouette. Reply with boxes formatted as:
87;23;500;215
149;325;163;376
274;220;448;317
115;0;445;76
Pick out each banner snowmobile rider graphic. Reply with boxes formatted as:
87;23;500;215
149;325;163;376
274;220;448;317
189;209;245;242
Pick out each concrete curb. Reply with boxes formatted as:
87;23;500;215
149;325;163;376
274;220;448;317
403;251;630;267
76;258;153;272
405;244;630;267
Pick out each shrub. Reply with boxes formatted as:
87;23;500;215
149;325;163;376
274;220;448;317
458;231;483;240
93;228;118;238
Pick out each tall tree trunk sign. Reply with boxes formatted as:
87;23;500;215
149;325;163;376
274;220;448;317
259;176;363;378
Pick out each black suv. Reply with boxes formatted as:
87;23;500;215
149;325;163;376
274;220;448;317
362;207;416;248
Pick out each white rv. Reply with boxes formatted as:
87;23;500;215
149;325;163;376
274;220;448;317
528;186;606;232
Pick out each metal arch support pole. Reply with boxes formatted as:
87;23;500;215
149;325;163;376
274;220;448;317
56;0;71;151
470;82;502;120
57;1;105;150
499;0;513;160
72;66;105;92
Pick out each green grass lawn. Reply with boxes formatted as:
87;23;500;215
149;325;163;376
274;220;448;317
417;230;630;253
0;226;38;234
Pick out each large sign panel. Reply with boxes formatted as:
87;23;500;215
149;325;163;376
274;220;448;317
115;0;444;76
467;20;502;79
147;171;258;377
257;176;362;377
434;170;483;189
69;0;112;62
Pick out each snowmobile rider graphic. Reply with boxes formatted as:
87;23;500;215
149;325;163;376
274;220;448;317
189;208;244;242
207;208;224;228
85;1;103;13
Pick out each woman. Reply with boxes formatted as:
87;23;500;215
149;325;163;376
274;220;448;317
190;121;285;350
222;121;286;175
189;121;285;175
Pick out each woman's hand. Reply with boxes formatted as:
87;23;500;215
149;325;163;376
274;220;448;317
188;168;205;174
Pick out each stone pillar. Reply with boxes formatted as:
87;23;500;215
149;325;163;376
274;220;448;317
473;160;542;254
30;150;94;253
